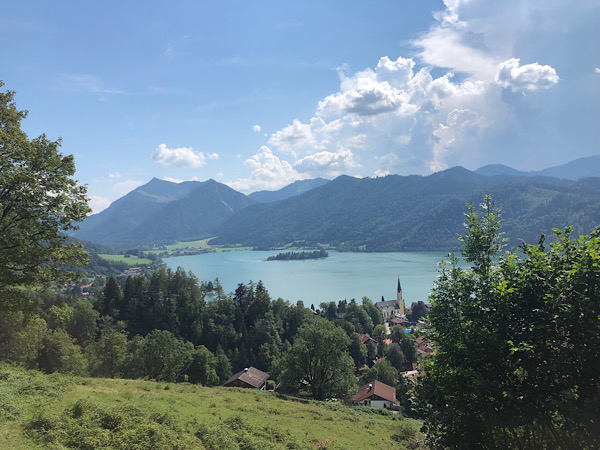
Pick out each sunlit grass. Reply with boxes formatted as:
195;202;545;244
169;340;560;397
98;254;152;265
0;364;424;449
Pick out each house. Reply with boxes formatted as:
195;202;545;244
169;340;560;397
222;367;269;390
375;278;405;319
353;380;396;409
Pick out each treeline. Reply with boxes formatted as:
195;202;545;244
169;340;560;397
0;268;418;403
267;249;328;261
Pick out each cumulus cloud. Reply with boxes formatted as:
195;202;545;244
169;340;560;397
294;148;360;176
253;124;261;132
88;195;111;214
108;172;121;178
268;117;342;156
495;58;559;91
236;1;581;182
431;109;483;171
207;152;219;160
152;144;207;168
228;146;302;193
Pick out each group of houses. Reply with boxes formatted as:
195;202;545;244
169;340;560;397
222;367;397;409
221;278;433;410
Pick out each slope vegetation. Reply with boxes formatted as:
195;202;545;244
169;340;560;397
0;365;422;449
75;179;255;247
210;168;600;251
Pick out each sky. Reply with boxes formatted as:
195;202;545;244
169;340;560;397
2;0;599;213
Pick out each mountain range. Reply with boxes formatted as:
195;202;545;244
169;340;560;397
75;156;600;250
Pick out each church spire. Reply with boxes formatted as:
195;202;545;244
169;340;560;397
397;277;405;316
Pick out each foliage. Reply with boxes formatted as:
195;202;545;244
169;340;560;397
359;359;398;387
281;317;357;400
266;248;328;261
0;364;421;449
0;83;90;314
210;168;600;251
420;197;600;449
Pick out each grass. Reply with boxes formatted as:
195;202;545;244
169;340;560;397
98;254;152;265
0;364;425;449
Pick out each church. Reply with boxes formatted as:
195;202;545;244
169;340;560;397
375;278;405;319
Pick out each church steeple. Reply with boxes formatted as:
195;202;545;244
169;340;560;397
397;277;405;316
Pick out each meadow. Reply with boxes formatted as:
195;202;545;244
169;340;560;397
0;364;424;449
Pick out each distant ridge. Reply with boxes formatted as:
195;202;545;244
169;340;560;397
74;178;255;247
476;156;600;180
249;178;330;203
210;167;600;251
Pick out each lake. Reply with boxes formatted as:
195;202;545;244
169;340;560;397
164;250;456;306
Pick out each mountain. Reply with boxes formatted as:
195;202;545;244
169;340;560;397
74;178;255;247
210;168;600;251
249;178;330;203
476;155;600;180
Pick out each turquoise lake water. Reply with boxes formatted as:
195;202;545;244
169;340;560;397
164;250;456;306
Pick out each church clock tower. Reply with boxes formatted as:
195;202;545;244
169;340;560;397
397;277;405;316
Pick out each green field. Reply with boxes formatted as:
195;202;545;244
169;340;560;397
98;254;153;265
0;364;424;449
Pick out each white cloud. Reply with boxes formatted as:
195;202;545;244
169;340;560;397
495;58;559;91
431;108;483;171
88;195;111;214
228;146;302;193
294;148;360;176
152;143;207;168
242;1;588;182
253;124;261;132
108;172;121;179
113;180;144;196
268;117;342;156
162;176;200;183
207;152;219;160
596;68;600;74
373;169;390;178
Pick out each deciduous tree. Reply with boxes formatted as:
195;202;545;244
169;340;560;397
0;82;90;314
280;317;357;400
420;197;600;449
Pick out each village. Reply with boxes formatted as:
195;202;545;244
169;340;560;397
222;278;433;411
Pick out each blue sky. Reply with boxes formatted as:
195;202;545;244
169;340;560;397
2;0;599;213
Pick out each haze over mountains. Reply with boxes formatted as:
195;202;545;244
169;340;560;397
74;156;600;250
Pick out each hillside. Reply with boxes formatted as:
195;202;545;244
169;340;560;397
0;365;423;449
476;155;600;180
250;178;330;203
74;178;255;247
210;168;600;251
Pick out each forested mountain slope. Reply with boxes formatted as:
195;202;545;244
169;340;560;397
249;177;330;203
74;178;255;247
210;168;599;251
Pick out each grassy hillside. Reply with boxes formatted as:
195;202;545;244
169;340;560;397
0;364;424;449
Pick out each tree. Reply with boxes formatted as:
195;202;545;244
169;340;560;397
359;359;398;387
280;317;357;400
420;197;600;449
0;82;90;314
386;342;406;371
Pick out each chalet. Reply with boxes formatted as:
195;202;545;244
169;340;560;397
353;380;396;409
375;278;405;319
222;367;269;390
